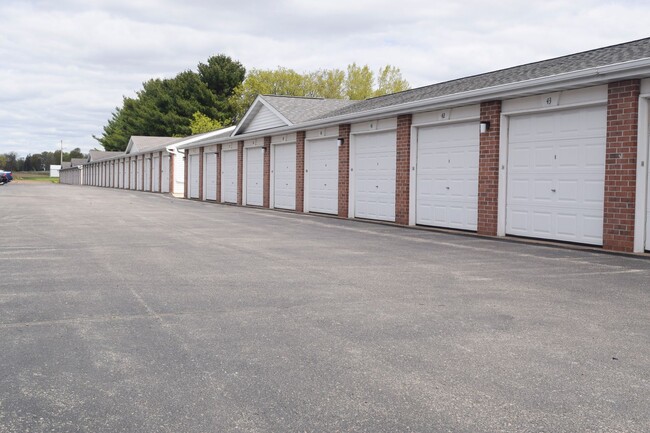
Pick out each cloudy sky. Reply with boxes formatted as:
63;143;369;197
1;0;649;157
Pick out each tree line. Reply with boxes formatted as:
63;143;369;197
0;148;86;172
95;56;410;152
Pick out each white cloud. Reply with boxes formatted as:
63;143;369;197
1;0;649;157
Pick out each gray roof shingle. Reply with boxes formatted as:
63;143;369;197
318;37;650;119
261;95;357;123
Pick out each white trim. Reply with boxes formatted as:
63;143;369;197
408;125;418;225
497;114;509;237
501;100;607;116
269;143;275;209
634;96;649;252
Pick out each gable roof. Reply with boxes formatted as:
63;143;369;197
318;37;650;120
233;95;356;135
70;158;86;166
125;136;186;154
175;126;236;150
88;150;124;162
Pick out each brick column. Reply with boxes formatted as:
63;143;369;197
296;131;306;212
263;136;271;208
237;141;244;205
338;124;351;218
169;154;174;193
199;147;204;200
477;101;502;236
184;150;188;198
603;80;640;252
216;144;222;202
395;114;412;225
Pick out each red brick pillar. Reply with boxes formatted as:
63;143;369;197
296;131;306;212
263;137;271;208
184;150;188;198
198;147;204;200
477;101;502;236
237;141;244;205
603;80;640;252
338;124;351;218
395;114;412;225
216;144;222;202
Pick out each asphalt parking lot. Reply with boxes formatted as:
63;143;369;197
1;182;649;432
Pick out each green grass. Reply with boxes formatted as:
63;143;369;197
12;172;59;183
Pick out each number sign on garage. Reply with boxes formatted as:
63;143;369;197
416;122;479;231
506;106;606;245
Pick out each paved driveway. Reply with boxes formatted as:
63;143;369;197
1;183;649;432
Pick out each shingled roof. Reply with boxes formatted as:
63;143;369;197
261;95;356;123
88;150;124;162
127;136;186;154
317;37;650;119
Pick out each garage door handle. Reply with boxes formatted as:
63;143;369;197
446;186;450;190
551;189;556;192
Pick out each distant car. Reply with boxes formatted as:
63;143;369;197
4;171;12;182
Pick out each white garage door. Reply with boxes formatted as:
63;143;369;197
354;131;396;221
307;138;338;214
118;161;123;188
246;147;264;206
145;158;152;191
205;153;217;201
416;122;479;230
130;160;136;189
221;149;237;203
507;106;606;245
152;156;160;192
161;155;170;193
273;143;296;210
189;154;200;199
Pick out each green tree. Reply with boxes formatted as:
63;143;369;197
375;65;410;96
95;55;246;152
189;112;224;135
229;64;410;119
344;63;374;100
198;55;246;122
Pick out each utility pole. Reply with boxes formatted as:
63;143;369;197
60;140;63;166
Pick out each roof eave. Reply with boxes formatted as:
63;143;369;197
134;58;650;151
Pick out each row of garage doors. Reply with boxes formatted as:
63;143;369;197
185;105;629;247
